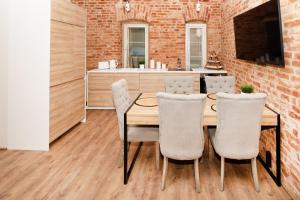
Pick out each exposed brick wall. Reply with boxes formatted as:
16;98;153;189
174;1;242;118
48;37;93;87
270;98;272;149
221;0;300;198
71;0;222;69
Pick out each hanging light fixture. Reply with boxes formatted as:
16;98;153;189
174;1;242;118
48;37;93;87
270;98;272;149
125;0;131;12
196;0;201;12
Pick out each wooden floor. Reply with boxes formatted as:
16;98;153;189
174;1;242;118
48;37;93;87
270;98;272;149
0;110;292;200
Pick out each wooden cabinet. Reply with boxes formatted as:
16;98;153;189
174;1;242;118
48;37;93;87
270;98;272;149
73;26;86;74
51;0;86;27
88;73;113;107
50;79;85;142
88;73;114;91
139;74;166;93
114;73;140;104
114;73;140;90
88;73;140;107
51;21;86;86
87;72;200;108
50;0;86;143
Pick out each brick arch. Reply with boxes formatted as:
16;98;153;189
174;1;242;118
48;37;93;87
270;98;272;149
115;1;152;23
183;4;210;23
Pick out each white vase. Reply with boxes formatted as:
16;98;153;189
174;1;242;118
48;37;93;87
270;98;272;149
150;60;155;69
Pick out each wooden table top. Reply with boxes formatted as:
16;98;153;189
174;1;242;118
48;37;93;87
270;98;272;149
127;93;278;126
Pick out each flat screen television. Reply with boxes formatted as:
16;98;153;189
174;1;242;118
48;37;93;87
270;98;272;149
234;0;285;67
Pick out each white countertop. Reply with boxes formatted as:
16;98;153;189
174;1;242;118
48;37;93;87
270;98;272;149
88;68;227;74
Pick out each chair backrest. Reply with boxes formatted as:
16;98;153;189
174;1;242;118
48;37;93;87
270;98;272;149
214;92;267;159
157;92;206;160
112;79;130;140
205;76;235;94
165;76;194;94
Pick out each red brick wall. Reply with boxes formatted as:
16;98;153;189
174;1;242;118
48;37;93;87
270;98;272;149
71;0;222;69
221;0;300;198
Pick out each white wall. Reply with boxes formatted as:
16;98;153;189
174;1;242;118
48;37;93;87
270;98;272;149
0;1;9;149
7;0;51;150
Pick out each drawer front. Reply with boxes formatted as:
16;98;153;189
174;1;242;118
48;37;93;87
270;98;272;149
139;74;166;93
88;73;114;91
51;21;85;86
88;90;114;107
88;90;139;107
114;73;140;90
50;79;85;142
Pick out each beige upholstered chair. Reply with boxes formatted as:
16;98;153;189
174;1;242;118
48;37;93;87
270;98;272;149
112;79;160;169
165;76;194;94
204;76;236;155
205;76;235;94
210;92;267;192
157;92;206;193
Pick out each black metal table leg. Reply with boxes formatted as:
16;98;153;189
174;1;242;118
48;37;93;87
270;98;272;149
123;93;143;185
124;113;128;184
258;108;281;186
275;113;282;186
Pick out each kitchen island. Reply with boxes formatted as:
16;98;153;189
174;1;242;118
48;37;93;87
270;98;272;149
87;68;227;109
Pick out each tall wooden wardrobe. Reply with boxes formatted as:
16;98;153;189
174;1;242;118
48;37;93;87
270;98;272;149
50;0;87;143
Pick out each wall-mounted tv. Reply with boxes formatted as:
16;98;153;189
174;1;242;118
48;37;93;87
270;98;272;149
234;0;285;67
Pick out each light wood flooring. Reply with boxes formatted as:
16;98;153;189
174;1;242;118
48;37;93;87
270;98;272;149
0;110;292;200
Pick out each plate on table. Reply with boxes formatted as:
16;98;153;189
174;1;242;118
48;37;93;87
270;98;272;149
211;104;217;112
205;65;223;70
207;93;217;100
135;97;158;107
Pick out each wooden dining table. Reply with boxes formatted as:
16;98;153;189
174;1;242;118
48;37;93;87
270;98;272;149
123;93;281;187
